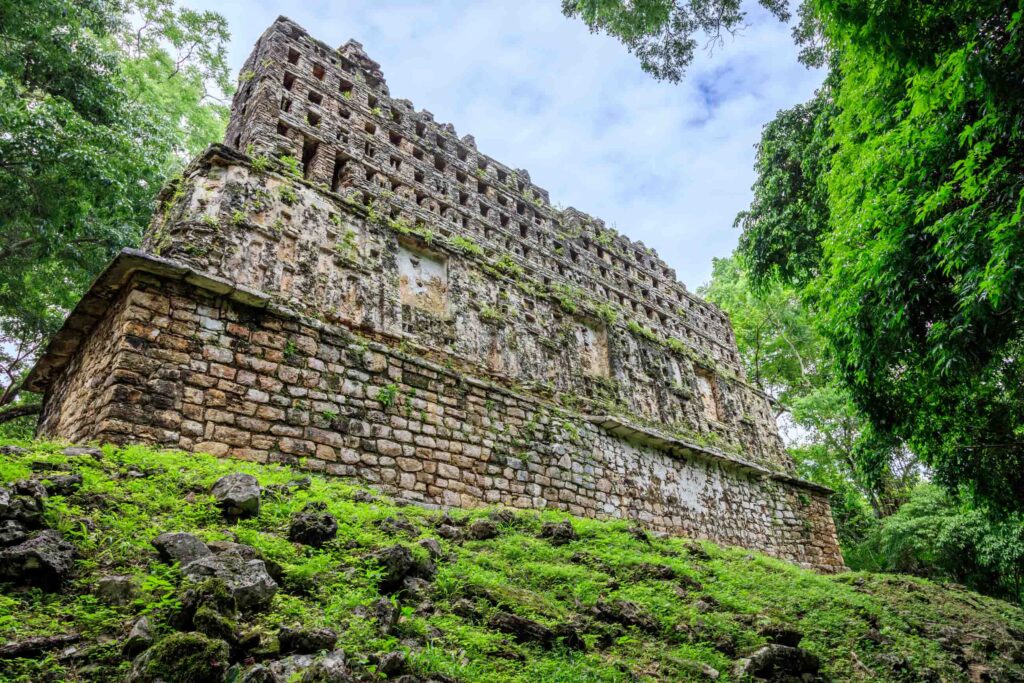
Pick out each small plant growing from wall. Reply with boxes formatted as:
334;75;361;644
279;185;298;205
450;235;484;256
493;254;523;279
278;155;301;177
627;319;658;342
594;302;618;325
334;229;358;258
480;305;505;325
377;383;400;408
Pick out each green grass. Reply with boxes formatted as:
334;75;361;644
1;440;1022;682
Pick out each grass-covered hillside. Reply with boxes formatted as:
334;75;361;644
1;441;1022;683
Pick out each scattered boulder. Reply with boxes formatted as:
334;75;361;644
0;445;28;456
183;551;278;613
264;655;316;681
418;537;444;560
238;663;277;683
488;509;517;525
435;524;462;541
694;597;719;613
378;515;420;537
0;519;28;547
466;519;498;540
62;446;103;459
592;599;659;632
733;644;821;681
487;611;554;646
370;544;415;592
451;598;478;620
173;578;237;633
211;473;261;518
42;473;83;496
0;480;47;528
634;562;675;580
364;597;399;636
628;524;652;545
713;633;737;657
758;623;803;648
300;650;352;682
289;502;338;547
683;541;711;561
96;574;139;606
0;529;76;590
122;616;154;659
401;576;433;601
152;532;212;567
127;632;230;683
207;540;261;561
193;602;237;643
540;521;577;546
351;490;377;503
279;626;338;655
376;650;407;677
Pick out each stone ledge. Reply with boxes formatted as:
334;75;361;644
585;414;833;495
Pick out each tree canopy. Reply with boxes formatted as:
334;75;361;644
577;0;1024;514
0;0;231;422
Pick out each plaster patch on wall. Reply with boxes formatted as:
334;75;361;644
696;368;720;421
398;242;448;316
575;319;610;377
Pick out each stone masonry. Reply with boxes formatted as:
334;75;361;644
26;17;844;571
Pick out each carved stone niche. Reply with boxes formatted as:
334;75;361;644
397;240;448;316
695;367;720;421
574;318;610;378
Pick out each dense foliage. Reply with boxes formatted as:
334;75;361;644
702;256;1024;604
0;0;230;423
2;442;1023;682
745;0;1024;514
581;0;1024;514
561;0;792;82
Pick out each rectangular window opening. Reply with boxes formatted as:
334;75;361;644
301;137;319;179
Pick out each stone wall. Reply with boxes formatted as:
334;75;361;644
144;147;788;472
225;16;742;374
35;267;843;571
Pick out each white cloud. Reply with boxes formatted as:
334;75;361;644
196;0;823;287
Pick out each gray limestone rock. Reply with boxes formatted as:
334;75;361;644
122;616;154;659
183;551;278;613
465;519;498;540
540;520;578;546
211;472;261;518
278;626;338;655
288;502;337;547
300;650;352;682
0;529;76;590
487;611;554;646
733;644;821;681
96;574;139;606
152;531;212;567
370;544;415;591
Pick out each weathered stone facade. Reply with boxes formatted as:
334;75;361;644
26;16;844;571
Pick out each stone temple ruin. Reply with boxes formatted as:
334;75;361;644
26;17;843;571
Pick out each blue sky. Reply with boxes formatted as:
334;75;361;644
196;0;823;288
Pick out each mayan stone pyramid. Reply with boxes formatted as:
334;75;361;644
26;17;843;571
